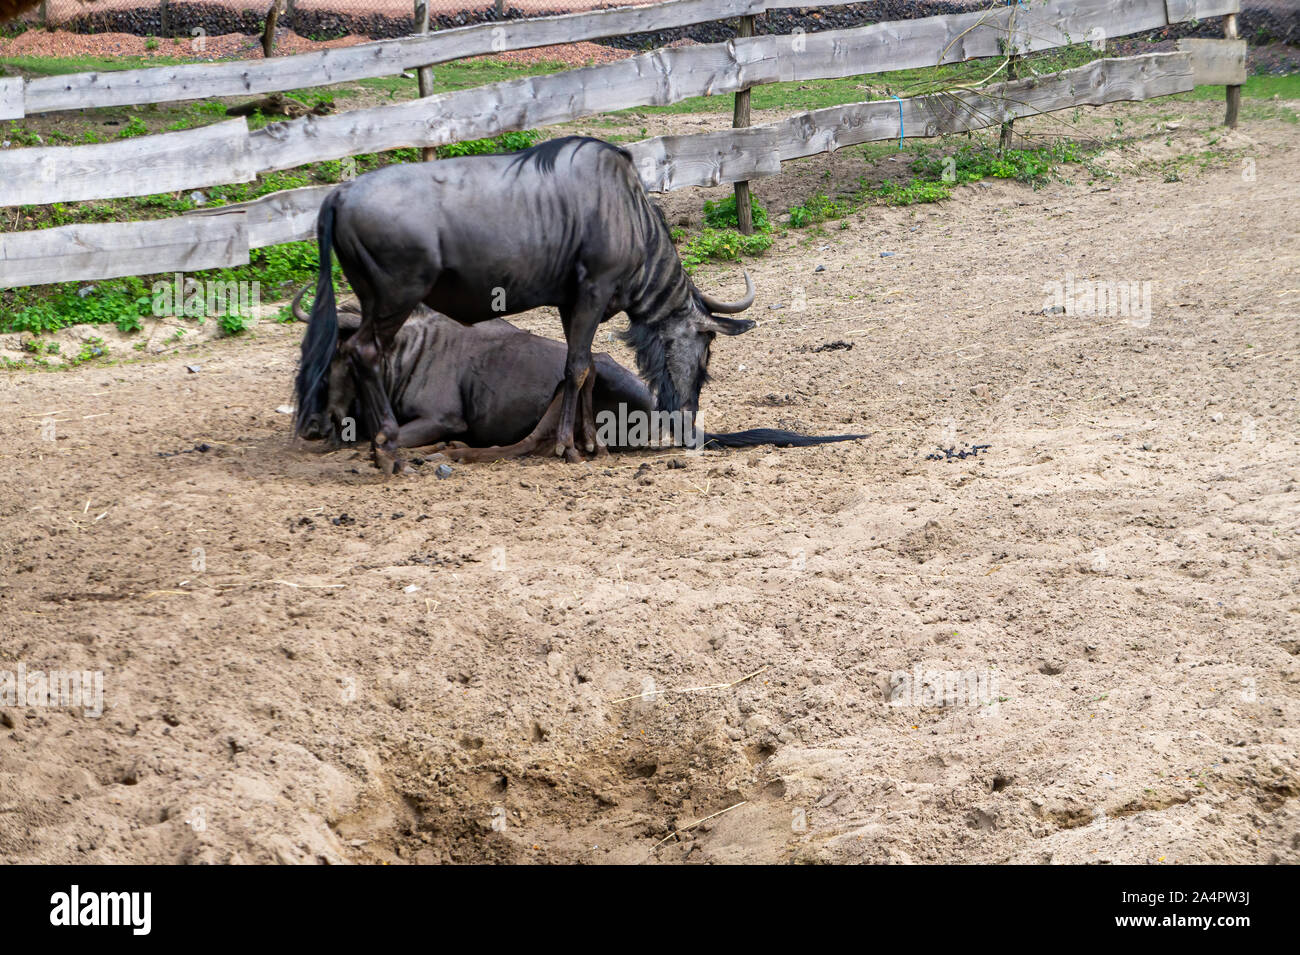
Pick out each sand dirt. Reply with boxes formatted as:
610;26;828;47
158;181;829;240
0;97;1297;864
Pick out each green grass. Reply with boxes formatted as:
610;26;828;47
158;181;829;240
1179;73;1300;102
0;53;193;75
0;241;339;338
675;227;774;272
702;193;771;233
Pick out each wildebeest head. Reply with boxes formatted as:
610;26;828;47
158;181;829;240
292;285;364;443
626;271;756;443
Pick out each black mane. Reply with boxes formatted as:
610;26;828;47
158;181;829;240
507;135;633;176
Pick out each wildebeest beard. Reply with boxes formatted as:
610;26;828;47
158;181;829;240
620;305;713;419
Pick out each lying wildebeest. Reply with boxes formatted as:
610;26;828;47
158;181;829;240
296;136;760;474
292;287;865;456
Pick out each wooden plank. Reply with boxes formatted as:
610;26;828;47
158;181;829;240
1165;0;1240;23
627;125;779;193
756;0;1216;82
774;53;1194;161
1223;13;1241;128
249;41;780;173
232;53;1191;246
22;0;764;115
761;10;1010;83
391;0;763;68
186;183;334;247
1008;0;1237;55
0;120;254;207
24;43;408;115
5;51;1199;284
0;213;249;288
0;77;22;121
16;0;1234;117
1177;37;1246;86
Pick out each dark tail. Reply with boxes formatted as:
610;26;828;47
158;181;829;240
701;428;868;449
293;197;339;437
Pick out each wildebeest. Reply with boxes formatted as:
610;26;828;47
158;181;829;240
292;287;865;457
295;136;758;474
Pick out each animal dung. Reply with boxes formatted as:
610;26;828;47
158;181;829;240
925;444;992;462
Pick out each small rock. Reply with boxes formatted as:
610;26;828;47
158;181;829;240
814;265;826;272
274;405;294;415
403;584;420;594
435;463;454;479
185;364;201;374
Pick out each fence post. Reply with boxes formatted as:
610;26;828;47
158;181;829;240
160;0;170;38
1224;12;1240;128
732;14;756;235
998;54;1020;153
262;1;281;58
415;0;436;161
38;0;47;30
998;1;1021;155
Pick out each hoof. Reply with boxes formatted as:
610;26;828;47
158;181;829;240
372;433;404;476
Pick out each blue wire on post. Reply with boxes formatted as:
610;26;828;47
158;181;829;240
890;94;904;150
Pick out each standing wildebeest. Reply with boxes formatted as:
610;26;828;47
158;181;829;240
295;136;758;474
292;288;866;455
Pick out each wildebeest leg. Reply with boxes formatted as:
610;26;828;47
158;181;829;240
579;369;607;458
439;384;566;464
396;418;452;449
341;315;405;475
556;283;610;460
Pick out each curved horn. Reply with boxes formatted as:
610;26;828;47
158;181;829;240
291;284;312;322
699;271;755;314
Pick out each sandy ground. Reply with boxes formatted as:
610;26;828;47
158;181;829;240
1;97;1298;864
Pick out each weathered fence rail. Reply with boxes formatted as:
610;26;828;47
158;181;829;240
3;0;763;119
0;0;1244;289
0;0;1239;121
0;0;1243;208
2;52;1196;288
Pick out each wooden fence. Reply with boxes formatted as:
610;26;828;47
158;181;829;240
0;0;1246;289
